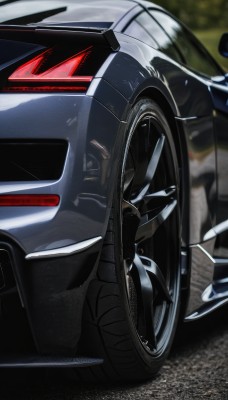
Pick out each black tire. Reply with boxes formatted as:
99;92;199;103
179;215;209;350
79;98;181;382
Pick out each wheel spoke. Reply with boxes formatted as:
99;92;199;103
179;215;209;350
132;134;165;205
122;200;140;261
144;134;166;184
131;254;157;348
135;200;177;243
123;170;134;193
140;256;172;302
144;185;176;204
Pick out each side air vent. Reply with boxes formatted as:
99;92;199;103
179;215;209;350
0;247;36;355
0;140;68;181
0;249;16;294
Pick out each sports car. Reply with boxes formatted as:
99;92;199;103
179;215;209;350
0;0;227;382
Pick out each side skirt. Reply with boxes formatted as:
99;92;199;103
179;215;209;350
185;239;228;321
0;355;103;368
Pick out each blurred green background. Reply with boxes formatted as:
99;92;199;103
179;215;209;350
155;0;228;71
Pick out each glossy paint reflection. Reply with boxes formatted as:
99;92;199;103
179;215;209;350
178;116;216;244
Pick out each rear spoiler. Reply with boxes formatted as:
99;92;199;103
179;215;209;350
0;24;120;51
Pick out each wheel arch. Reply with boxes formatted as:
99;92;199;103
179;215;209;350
80;95;184;380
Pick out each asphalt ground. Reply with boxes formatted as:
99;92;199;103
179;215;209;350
0;304;227;400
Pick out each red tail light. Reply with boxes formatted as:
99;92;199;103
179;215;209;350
0;195;60;206
5;48;93;92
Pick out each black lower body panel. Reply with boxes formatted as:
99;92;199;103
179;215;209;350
0;238;101;364
0;355;103;368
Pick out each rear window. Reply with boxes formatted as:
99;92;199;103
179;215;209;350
0;0;135;27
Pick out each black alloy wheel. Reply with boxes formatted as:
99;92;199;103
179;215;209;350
80;98;181;382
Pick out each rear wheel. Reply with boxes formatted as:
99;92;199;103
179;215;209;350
80;98;181;382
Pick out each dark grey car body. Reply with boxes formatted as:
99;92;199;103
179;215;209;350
0;0;227;371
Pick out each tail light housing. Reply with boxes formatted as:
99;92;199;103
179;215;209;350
3;46;96;92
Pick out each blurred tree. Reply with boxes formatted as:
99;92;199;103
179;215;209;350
154;0;228;29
